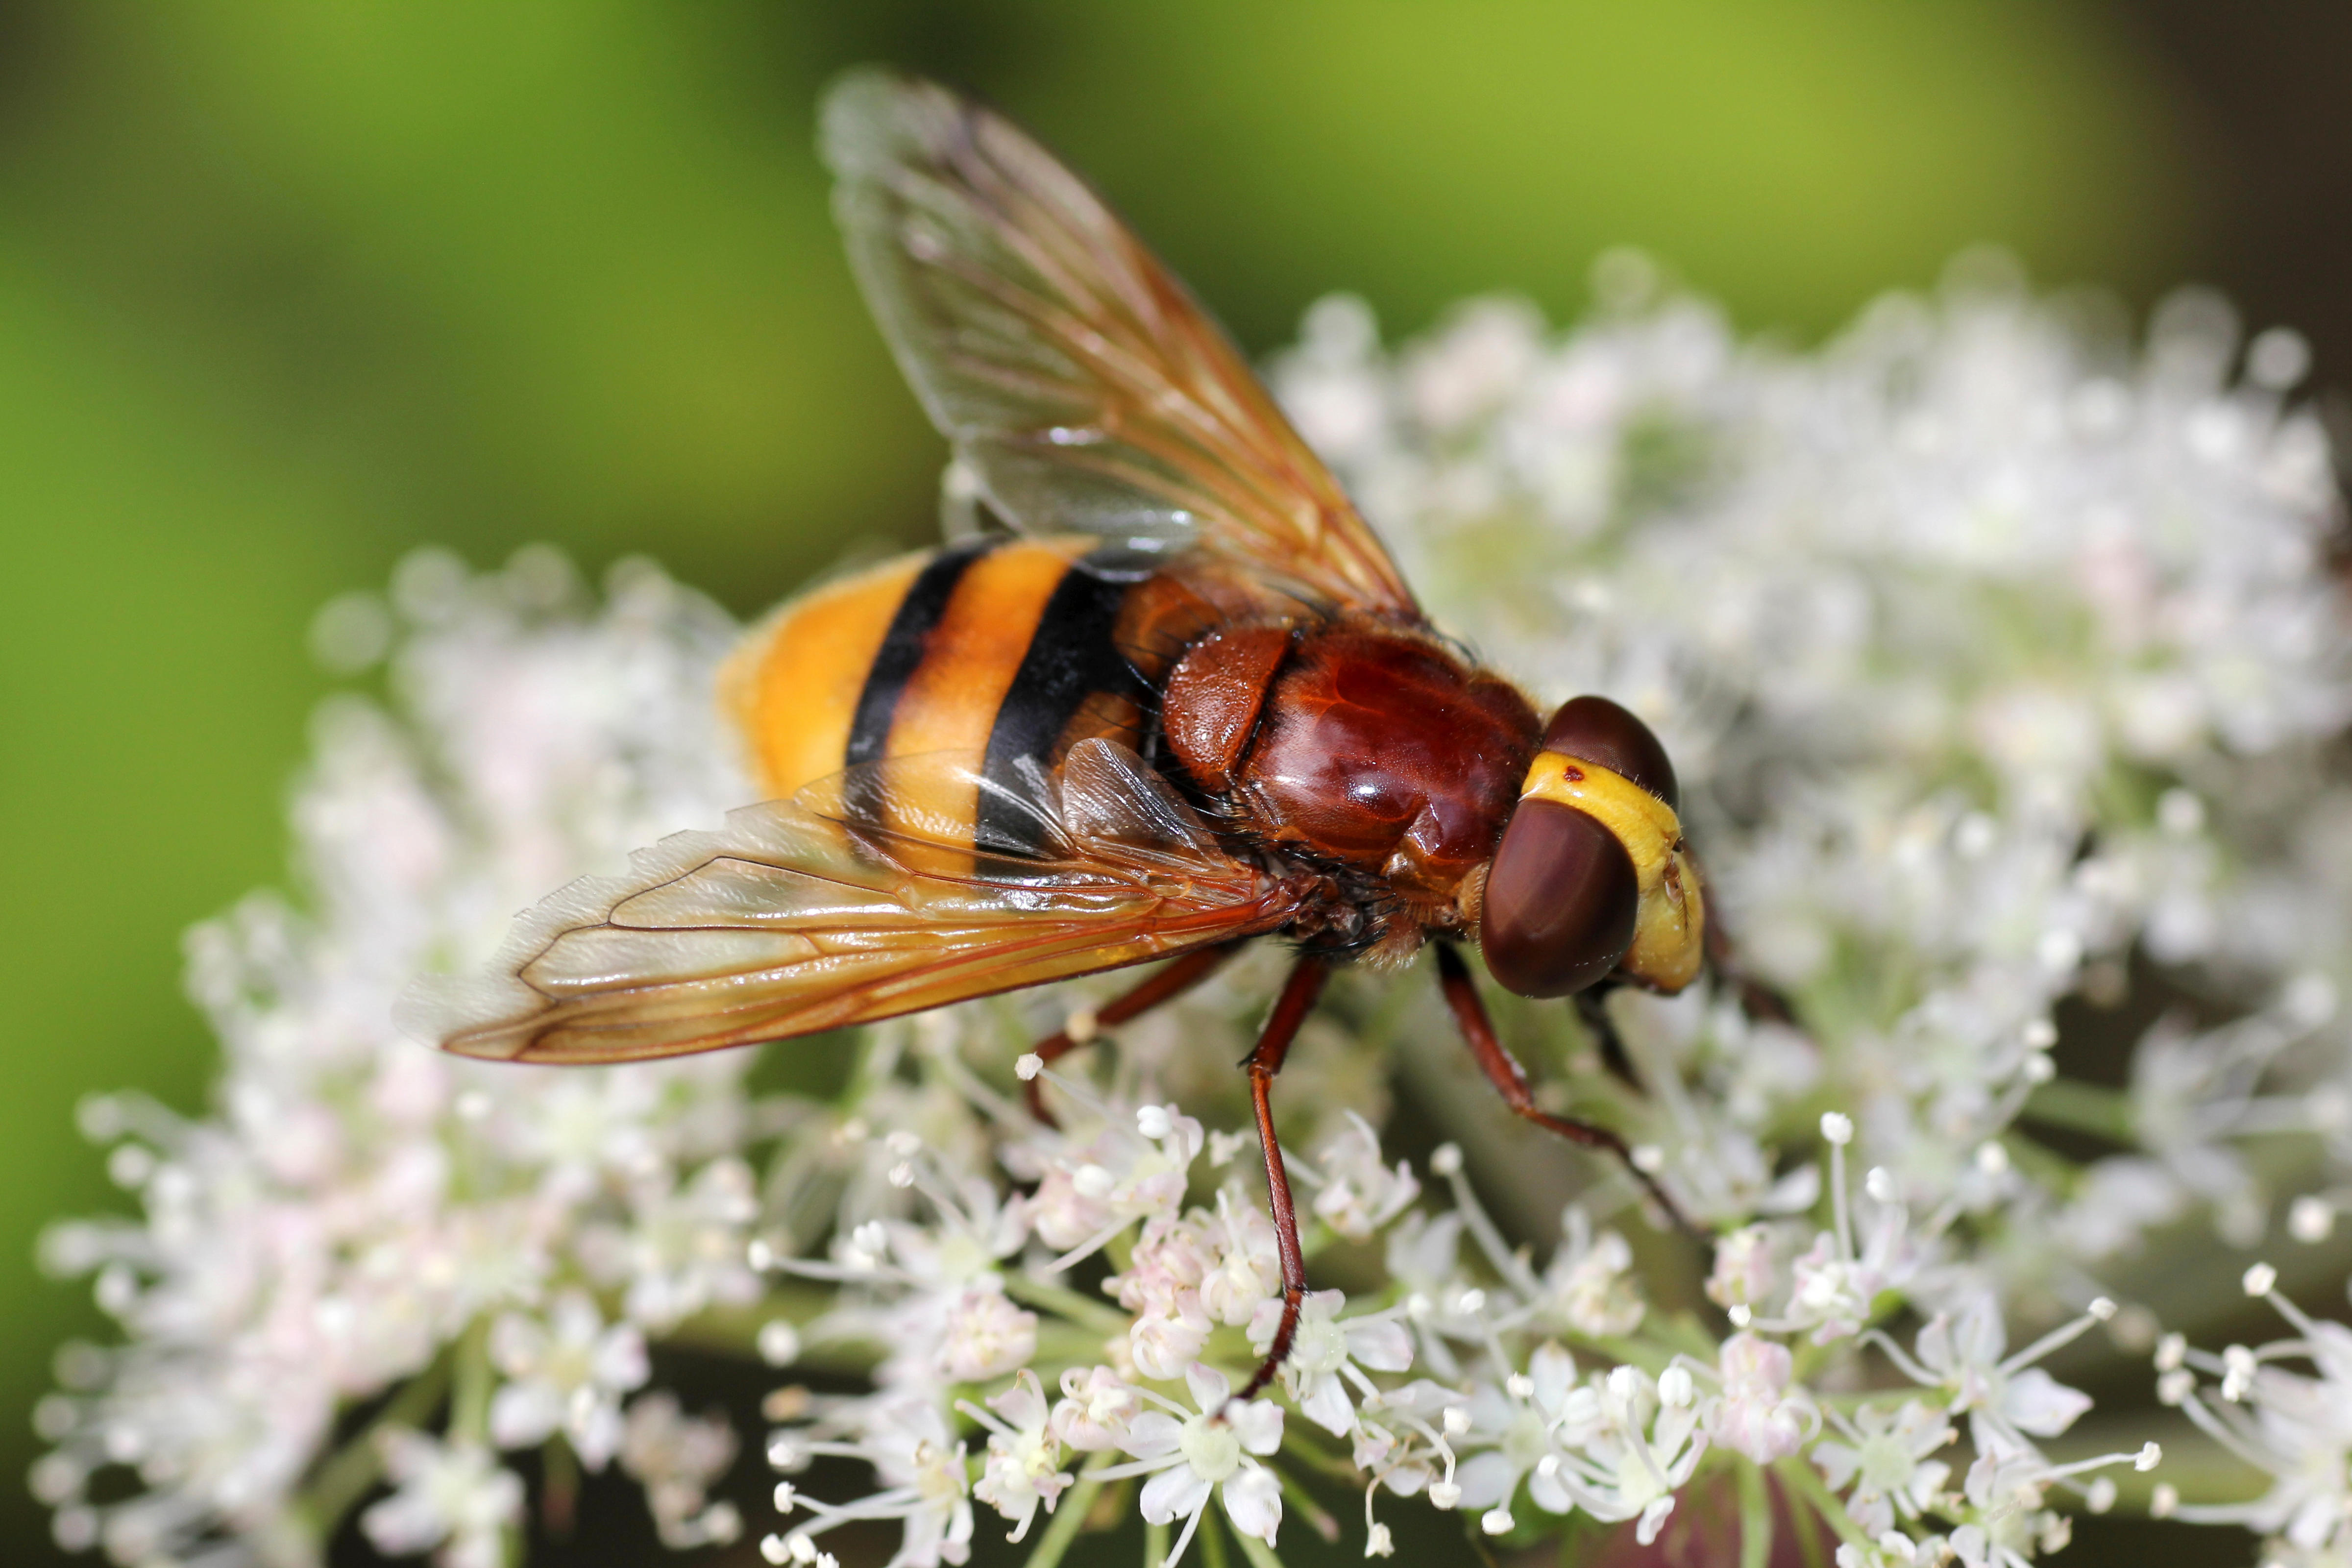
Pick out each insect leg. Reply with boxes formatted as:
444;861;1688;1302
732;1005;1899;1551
1573;983;1639;1087
1435;942;1694;1233
1233;955;1331;1405
1024;939;1250;1125
1691;846;1797;1027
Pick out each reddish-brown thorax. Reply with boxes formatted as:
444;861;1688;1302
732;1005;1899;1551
1163;620;1540;900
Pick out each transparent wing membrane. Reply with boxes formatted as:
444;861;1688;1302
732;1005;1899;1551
402;739;1297;1063
822;70;1421;618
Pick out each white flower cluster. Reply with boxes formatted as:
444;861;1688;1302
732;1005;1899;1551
35;552;760;1565
2151;1263;2352;1565
754;1064;2153;1568
1274;253;2352;1276
36;256;2352;1568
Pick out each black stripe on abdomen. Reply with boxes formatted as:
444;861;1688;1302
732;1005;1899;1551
977;550;1147;857
844;537;997;769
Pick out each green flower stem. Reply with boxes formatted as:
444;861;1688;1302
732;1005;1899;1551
1274;1429;1360;1482
1031;1322;1121;1373
1807;1387;1952;1414
1232;1518;1285;1568
1145;1517;1170;1568
663;1285;857;1366
1004;1270;1133;1336
2042;1421;2266;1508
1737;1457;1772;1568
1789;1490;1831;1568
2024;1078;2135;1143
451;1317;494;1444
540;1433;579;1536
1771;1455;1866;1549
1652;1310;1724;1363
1575;1332;1656;1371
930;1043;1032;1132
2001;1130;2088;1197
1276;1463;1341;1543
291;1352;453;1541
1200;1506;1233;1568
1022;1450;1118;1568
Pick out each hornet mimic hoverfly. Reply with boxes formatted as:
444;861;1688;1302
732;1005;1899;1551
409;70;1714;1399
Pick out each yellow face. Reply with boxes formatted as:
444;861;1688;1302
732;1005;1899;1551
1517;751;1705;993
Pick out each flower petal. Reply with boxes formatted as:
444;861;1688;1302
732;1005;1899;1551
1229;1398;1285;1456
1183;1362;1231;1415
1219;1463;1283;1545
1118;1410;1183;1461
1345;1318;1414;1373
1298;1374;1355;1438
2001;1368;2092;1437
1455;1451;1521;1510
1140;1463;1210;1527
488;1384;559;1450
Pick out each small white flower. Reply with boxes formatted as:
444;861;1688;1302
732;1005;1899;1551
1705;1224;1778;1311
487;1290;650;1469
773;1396;973;1568
1052;1366;1142;1452
1128;1294;1216;1383
1950;1448;2070;1568
1248;1288;1414;1437
2151;1284;2352;1556
1309;1114;1421;1240
1099;1364;1284;1567
618;1391;741;1548
361;1431;523;1568
590;1156;764;1331
1902;1293;2094;1458
1532;1209;1646;1338
1707;1332;1812;1463
1022;1102;1203;1260
935;1287;1037;1383
1453;1354;1703;1544
1813;1400;1954;1537
1785;1137;1916;1346
1199;1193;1284;1327
965;1371;1073;1543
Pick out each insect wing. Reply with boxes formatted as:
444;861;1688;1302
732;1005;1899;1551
822;70;1421;619
401;739;1297;1064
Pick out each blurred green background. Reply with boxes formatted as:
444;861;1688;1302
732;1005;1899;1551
4;1;2347;1559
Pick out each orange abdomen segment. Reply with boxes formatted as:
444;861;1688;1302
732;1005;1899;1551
724;537;1190;860
722;550;928;802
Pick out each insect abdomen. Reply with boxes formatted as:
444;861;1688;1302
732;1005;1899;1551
723;537;1155;852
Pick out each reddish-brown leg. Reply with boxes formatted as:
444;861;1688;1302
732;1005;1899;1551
1435;942;1694;1232
1575;983;1639;1087
1692;845;1797;1027
1024;940;1249;1125
1233;956;1332;1404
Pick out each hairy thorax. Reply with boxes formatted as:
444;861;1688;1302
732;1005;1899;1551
1163;620;1540;922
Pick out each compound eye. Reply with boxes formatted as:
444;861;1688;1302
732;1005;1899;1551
1480;798;1639;998
1542;695;1678;812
